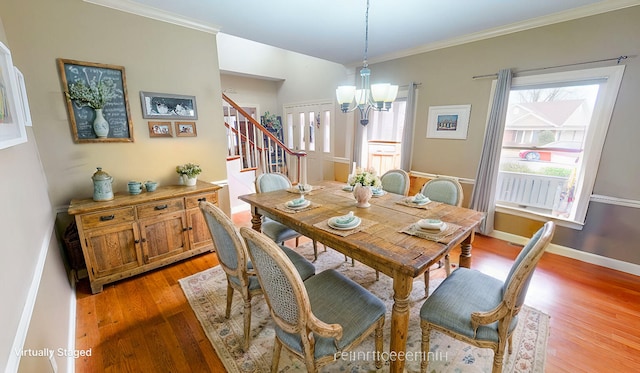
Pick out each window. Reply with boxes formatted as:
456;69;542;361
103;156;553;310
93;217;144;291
496;66;625;227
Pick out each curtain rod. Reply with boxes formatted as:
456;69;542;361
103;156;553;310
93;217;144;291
472;55;629;80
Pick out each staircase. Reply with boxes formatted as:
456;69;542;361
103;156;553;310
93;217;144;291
222;93;307;184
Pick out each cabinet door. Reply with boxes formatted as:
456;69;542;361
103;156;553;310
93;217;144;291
84;222;141;278
186;208;213;251
139;211;188;263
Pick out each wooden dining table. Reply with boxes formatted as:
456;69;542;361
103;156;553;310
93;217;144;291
239;181;485;373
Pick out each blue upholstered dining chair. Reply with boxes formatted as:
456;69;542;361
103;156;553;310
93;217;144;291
380;169;410;196
240;227;386;373
420;177;464;207
199;201;315;351
255;172;321;260
420;176;465;290
419;221;555;373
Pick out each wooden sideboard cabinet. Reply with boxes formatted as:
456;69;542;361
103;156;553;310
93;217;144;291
68;181;221;294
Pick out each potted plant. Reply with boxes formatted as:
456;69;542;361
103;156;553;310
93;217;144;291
262;111;282;135
176;163;202;186
66;74;119;138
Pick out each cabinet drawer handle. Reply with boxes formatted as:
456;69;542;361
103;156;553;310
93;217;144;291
100;215;115;221
198;197;207;202
154;204;168;210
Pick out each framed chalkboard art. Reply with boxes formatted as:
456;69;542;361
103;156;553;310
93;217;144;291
57;59;134;143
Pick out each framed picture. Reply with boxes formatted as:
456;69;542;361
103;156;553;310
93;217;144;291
0;41;27;149
140;91;198;120
175;121;197;137
426;104;471;140
57;58;135;143
14;67;32;127
148;121;173;137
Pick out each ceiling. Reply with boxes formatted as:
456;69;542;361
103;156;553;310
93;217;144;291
112;0;636;65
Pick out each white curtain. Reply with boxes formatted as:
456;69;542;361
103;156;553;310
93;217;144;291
400;82;417;171
469;69;512;234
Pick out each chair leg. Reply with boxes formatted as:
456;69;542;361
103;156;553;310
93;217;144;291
243;297;252;351
420;320;431;373
375;270;380;281
295;237;299;247
492;338;508;373
424;270;430;296
508;333;513;354
374;318;384;369
312;240;318;262
271;338;282;373
225;284;234;318
351;257;355;267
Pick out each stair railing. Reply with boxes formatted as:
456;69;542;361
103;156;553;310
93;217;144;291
222;93;306;184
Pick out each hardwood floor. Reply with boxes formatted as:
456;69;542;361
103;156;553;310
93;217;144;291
75;210;640;372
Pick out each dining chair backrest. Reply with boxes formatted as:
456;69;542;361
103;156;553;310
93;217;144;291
199;201;249;287
502;221;555;310
256;172;292;193
380;169;410;196
420;177;464;206
240;227;310;336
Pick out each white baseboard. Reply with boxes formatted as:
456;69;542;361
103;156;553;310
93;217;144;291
231;203;250;215
5;222;55;373
490;230;640;277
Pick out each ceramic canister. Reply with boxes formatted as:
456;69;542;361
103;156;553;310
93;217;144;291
92;167;114;201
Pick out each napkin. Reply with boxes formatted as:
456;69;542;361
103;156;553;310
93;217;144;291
290;196;306;205
413;193;428;202
335;211;356;225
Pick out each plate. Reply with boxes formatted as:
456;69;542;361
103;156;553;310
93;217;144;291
416;222;447;233
417;219;443;230
328;216;361;230
286;200;311;209
372;189;386;197
342;185;354;191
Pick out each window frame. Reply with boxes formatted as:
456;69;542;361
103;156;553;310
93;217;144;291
495;65;625;229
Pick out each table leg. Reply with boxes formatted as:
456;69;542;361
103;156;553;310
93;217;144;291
250;206;262;232
389;273;413;373
459;230;475;269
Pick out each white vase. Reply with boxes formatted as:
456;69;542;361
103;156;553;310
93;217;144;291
93;108;109;138
185;176;198;186
353;183;373;208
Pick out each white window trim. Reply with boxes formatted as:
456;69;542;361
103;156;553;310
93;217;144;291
497;65;625;227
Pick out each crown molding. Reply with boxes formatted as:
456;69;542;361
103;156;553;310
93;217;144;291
368;0;640;65
83;0;219;34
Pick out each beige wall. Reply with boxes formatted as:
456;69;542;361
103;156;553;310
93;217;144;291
367;7;640;264
1;0;227;210
0;0;228;370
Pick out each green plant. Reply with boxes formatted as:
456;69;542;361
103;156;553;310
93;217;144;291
347;167;381;187
262;111;281;131
66;76;119;109
176;163;202;178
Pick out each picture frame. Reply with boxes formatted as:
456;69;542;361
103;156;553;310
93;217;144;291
0;41;27;149
148;121;173;137
14;67;32;127
426;104;471;140
175;121;197;137
57;58;135;143
140;91;198;120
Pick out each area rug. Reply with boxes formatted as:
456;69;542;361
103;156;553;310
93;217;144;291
179;242;549;372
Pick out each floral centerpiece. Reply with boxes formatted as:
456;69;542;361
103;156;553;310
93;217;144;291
176;163;202;186
348;167;381;188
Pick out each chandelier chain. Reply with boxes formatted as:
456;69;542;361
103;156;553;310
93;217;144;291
363;0;370;67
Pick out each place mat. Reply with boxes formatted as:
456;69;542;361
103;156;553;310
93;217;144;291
400;221;461;243
396;198;436;209
313;217;377;237
275;202;321;214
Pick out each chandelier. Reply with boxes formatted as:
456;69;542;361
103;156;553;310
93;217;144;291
336;0;398;126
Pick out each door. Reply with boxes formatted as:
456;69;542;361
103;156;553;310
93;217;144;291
284;102;334;184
